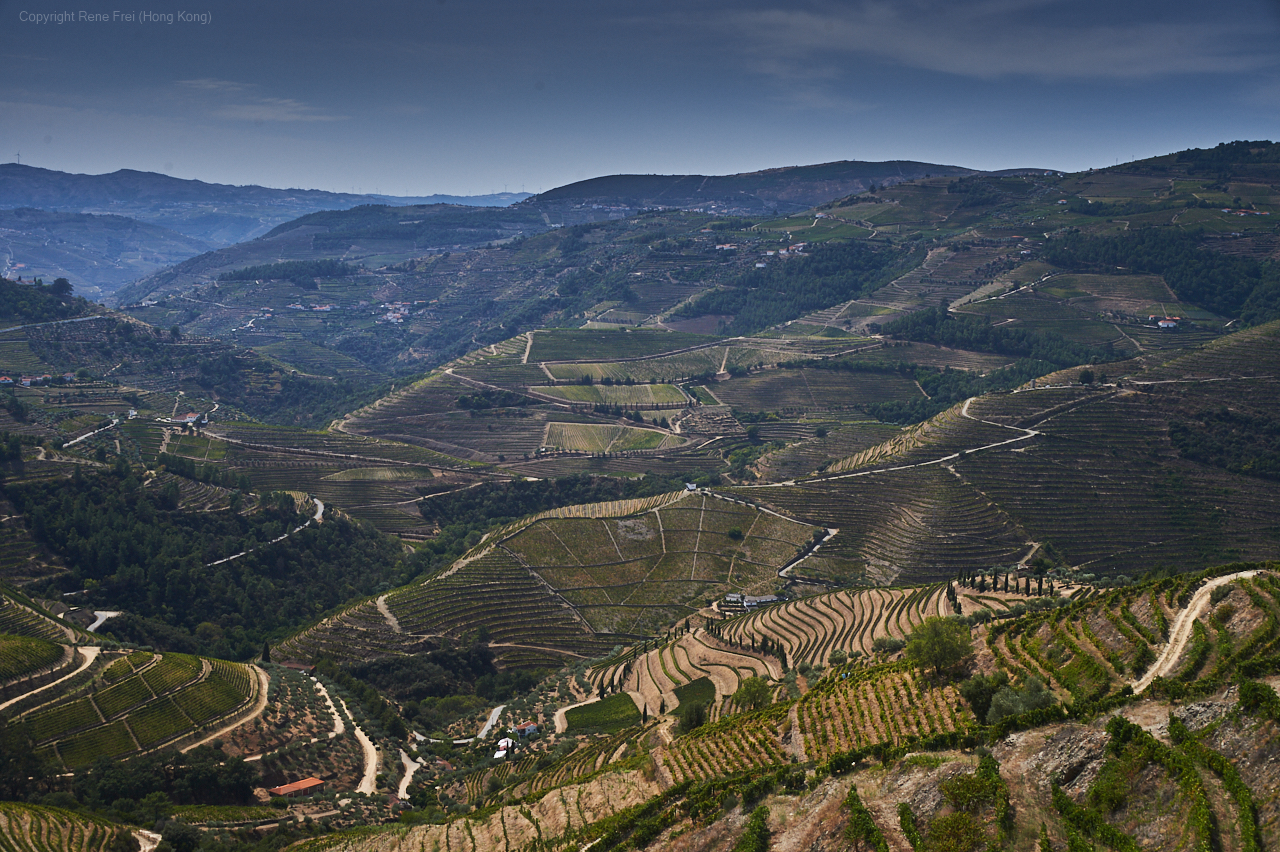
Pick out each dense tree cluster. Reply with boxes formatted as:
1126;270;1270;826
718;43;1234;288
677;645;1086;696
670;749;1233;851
876;308;1103;365
672;241;915;334
0;276;89;323
1169;407;1280;480
1175;140;1280;170
218;259;356;289
1043;229;1280;325
7;468;405;659
341;645;545;734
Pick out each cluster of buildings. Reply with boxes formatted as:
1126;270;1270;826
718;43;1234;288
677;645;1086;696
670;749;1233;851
720;592;783;613
376;300;432;324
0;373;76;388
495;720;539;759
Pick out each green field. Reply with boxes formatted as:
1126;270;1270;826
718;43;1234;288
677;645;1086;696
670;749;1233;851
564;692;642;734
543;422;669;453
529;330;716;362
534;383;687;406
0;633;63;682
673;676;716;710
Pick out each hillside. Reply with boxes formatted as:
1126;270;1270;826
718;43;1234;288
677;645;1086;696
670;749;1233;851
0;207;214;300
0;164;528;245
738;320;1280;584
255;564;1280;852
530;159;979;215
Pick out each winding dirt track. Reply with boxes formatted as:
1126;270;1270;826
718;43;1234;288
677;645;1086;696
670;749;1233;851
0;646;99;712
182;665;270;752
1131;569;1261;694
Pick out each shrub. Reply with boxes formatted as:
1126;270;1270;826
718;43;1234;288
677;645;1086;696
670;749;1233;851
926;812;984;852
843;785;888;852
959;672;1009;721
986;677;1055;724
872;636;906;654
732;805;771;852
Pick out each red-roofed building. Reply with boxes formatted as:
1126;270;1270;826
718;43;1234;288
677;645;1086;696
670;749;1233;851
268;777;325;797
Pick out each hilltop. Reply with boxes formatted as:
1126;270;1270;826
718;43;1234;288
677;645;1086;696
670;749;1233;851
529;159;980;215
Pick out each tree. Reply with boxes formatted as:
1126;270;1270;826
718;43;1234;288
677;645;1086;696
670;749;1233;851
51;277;73;298
733;676;773;711
905;617;972;678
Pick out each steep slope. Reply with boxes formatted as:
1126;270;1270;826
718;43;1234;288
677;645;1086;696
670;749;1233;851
0;207;213;299
736;320;1280;583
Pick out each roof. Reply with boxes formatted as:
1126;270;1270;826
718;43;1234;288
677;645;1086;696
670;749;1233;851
268;777;325;796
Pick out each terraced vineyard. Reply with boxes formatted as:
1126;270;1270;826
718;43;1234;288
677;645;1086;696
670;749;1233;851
0;591;73;642
501;491;817;635
590;627;780;720
15;651;259;768
730;320;1280;583
0;802;135;852
721;584;952;668
0;633;66;683
990;566;1280;706
797;662;972;762
710;366;924;412
533;383;688;407
542;422;673;453
277;547;617;669
659;706;790;783
738;463;1030;584
278;491;816;665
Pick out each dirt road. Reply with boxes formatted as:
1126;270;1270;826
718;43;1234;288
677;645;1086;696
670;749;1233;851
0;646;99;712
1132;569;1261;694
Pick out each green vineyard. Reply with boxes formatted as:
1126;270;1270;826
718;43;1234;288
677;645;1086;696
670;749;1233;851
17;652;258;769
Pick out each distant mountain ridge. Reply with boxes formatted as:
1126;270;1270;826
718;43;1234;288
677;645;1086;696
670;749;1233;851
0;207;214;300
528;159;981;215
0;164;530;246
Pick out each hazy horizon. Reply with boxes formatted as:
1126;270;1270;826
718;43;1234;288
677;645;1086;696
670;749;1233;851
2;0;1278;197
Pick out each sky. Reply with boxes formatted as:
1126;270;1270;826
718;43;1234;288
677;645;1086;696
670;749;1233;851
1;0;1278;196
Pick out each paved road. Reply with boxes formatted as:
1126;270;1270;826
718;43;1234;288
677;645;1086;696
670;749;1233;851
86;611;121;632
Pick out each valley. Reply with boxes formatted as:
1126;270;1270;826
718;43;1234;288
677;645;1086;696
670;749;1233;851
1;141;1279;851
